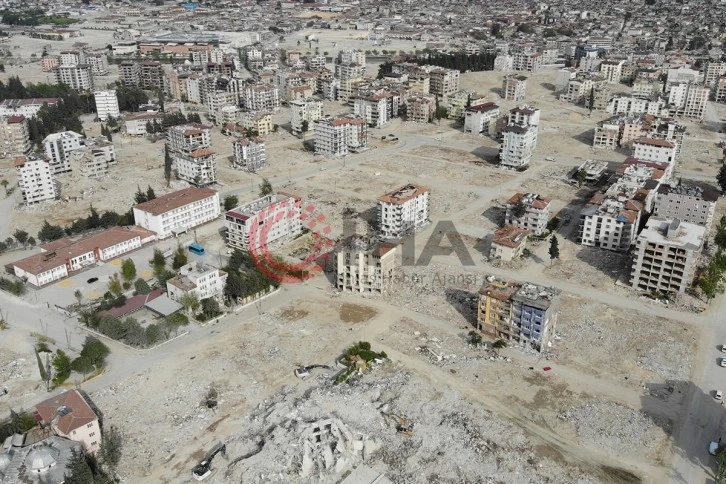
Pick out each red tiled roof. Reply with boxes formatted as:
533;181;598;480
35;390;98;435
97;288;164;318
135;187;218;216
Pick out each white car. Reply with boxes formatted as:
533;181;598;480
710;441;720;456
721;358;726;368
716;390;723;401
721;344;726;353
545;156;555;162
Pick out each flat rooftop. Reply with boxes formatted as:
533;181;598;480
378;184;430;204
226;193;298;221
639;217;706;251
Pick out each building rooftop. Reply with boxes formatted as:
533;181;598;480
507;192;551;210
638;217;706;251
34;389;98;435
657;184;719;202
511;282;557;310
634;137;675;148
468;102;499;113
227;193;298;220
134;187;218;216
492;225;529;248
378;183;430;204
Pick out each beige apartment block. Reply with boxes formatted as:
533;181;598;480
489;225;529;261
503;75;527;101
630;218;705;294
378;184;430;239
336;236;397;293
654;184;719;229
15;154;58;205
504;193;551;236
0;115;31;156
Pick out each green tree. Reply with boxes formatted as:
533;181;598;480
179;293;200;315
511;200;526;218
150;248;166;270
133;278;151;295
699;262;724;301
164;144;172;186
52;350;71;387
74;289;83;307
146;185;156;201
64;448;94;483
259;177;273;197
301;119;309;138
172;246;187;270
588;87;595;112
223;195;238;211
549;235;560;264
27;236;36;246
718;164;726;194
71;356;95;375
13;229;28;246
134;186;147;204
576;169;587;187
492;339;507;355
716;446;726;483
98;425;123;474
201;297;220;317
0;179;8;196
107;273;122;296
80;336;110;367
120;259;136;282
38;220;64;242
467;330;482;346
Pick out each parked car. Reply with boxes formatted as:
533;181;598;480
721;344;726;353
721;358;726;368
716;390;723;401
86;277;98;284
710;441;720;456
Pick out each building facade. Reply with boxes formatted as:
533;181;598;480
55;64;94;91
35;390;102;454
290;97;323;137
464;102;500;135
336;236;397;293
232;137;266;172
654;184;718;229
43;131;86;174
378;184;430;238
133;187;220;239
504;192;551;236
313;115;368;157
225;193;302;251
503;75;527;101
14;154;58;205
167;262;228;302
94;90;120;121
0;115;31;156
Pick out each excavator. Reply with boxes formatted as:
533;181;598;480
382;411;414;437
192;443;227;481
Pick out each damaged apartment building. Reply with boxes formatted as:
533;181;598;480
336;236;397;293
477;279;559;351
378;184;430;239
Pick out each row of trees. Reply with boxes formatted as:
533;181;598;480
1;8;78;26
115;84;149;112
699;216;726;300
37;206;135;242
223;249;279;304
144;112;203;135
79;310;189;348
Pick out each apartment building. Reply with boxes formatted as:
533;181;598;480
445;91;486;120
43;131;86;174
225;193;302;251
94;90;120;121
0;98;60;117
705;62;726;87
120;61;141;86
592;122;620;150
717;77;726;104
406;95;436;123
167;123;212;152
133;187;220;239
140;60;164;91
166;123;216;186
489;225;529;261
242;111;273;136
290;97;323;137
606;96;667;117
654;184;718;229
493;55;513;72
232;136;266;172
167;262;228;303
11;225;155;287
60;50;84;65
505;192;551;236
666;67;701;88
14;154;58;205
85;53;109;76
0;115;31;156
70;138;117;178
378;184;430;238
632;138;676;166
576;159;608;182
668;83;709;120
630;217;705;294
427;68;460;97
55;64;94;91
353;94;390;128
313;115;368;157
555;68;577;91
124;112;164;136
35;390;102;454
599;60;624;84
336;236;397;293
337;50;365;66
464;102;500;135
242;84;280;112
477;279;558;351
503;75;527;101
41;55;59;72
512;52;542;72
632;78;663;98
500;125;537;169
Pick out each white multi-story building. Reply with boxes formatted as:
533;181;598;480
666;67;701;88
313;115;368;157
503;75;527;101
232;137;266;172
242;111;273;136
427;68;460;97
43;131;86;174
606;96;667;117
225;193;302;251
630;217;705;294
668;83;709;120
717;77;726;104
493;55;513;72
55;64;94;91
336;236;397;293
167;123;212;152
599;60;624;84
512;53;542;72
0;98;61;117
59;50;84;66
555;68;577;91
499;106;540;169
654;184;719;229
353;94;390;128
14;154;58;205
504;192;552;236
242;84;280;112
133;187;221;239
70;138;117;178
464;102;500;135
175;148;217;186
167;262;228;302
632;138;677;166
705;62;726;87
378;184;430;238
337;50;366;66
86;53;109;76
290;97;324;137
578;197;643;251
94;90;120;121
0;115;31;155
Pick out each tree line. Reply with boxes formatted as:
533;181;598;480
37;205;136;243
144;112;203;134
378;52;497;77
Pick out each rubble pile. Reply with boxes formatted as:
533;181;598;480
558;402;665;457
220;368;597;483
